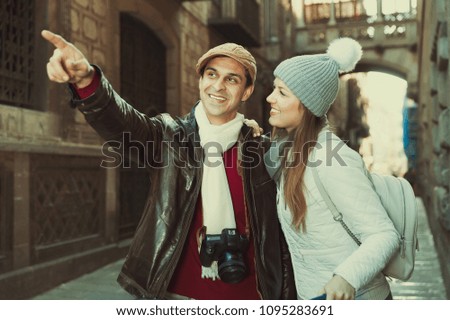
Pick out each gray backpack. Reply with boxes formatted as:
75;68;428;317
312;163;419;281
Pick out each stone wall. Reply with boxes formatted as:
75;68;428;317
179;6;211;114
418;1;450;228
416;0;450;296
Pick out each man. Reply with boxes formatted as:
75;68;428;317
42;30;295;299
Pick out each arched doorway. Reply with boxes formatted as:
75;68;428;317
118;13;166;239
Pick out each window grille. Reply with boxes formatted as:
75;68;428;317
0;0;36;108
30;155;105;261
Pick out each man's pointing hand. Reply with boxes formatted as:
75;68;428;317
41;30;94;88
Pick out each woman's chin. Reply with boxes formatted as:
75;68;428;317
268;118;276;127
269;119;284;130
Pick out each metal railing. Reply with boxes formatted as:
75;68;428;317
295;9;417;54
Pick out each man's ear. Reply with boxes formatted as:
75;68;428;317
241;85;254;102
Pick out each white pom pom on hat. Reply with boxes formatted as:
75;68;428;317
273;37;363;117
326;37;363;73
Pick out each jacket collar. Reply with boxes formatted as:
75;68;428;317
185;101;201;148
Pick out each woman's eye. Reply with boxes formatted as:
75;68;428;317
228;77;237;83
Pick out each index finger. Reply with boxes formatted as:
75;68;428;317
41;30;69;49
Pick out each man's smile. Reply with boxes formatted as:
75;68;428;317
208;94;227;102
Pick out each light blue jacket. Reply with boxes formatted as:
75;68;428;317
275;129;399;300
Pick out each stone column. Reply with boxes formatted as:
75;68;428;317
13;152;30;268
292;0;305;28
222;0;235;17
377;0;383;22
357;0;364;16
104;167;118;242
265;0;279;42
329;0;336;26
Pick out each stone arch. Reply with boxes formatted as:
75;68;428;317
344;49;417;177
116;0;180;115
355;47;418;100
356;60;408;80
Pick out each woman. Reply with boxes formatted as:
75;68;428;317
263;38;400;300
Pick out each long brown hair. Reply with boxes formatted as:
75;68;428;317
276;107;326;231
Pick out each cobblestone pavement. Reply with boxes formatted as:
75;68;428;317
389;198;447;299
32;198;448;300
32;258;132;300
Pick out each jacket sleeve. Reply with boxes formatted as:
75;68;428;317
70;67;165;168
315;137;400;290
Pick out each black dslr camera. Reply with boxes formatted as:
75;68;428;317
199;228;249;284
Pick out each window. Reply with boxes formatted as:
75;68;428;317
0;0;36;109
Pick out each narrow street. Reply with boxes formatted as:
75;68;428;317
32;199;447;300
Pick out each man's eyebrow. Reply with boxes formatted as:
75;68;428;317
205;67;243;80
228;73;243;80
205;66;217;73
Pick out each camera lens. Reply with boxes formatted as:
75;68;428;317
218;251;247;283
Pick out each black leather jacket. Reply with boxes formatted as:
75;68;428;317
71;71;296;299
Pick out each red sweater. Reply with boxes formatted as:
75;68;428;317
73;75;259;299
167;145;259;299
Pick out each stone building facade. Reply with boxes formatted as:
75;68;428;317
3;0;443;299
0;0;293;298
416;0;450;294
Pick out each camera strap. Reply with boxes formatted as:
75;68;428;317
195;226;219;280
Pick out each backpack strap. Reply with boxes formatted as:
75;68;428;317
311;166;362;246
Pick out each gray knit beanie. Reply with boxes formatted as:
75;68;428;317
274;37;362;117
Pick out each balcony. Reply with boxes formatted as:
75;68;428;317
294;1;418;55
208;0;261;47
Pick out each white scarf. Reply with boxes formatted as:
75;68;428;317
195;102;244;280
